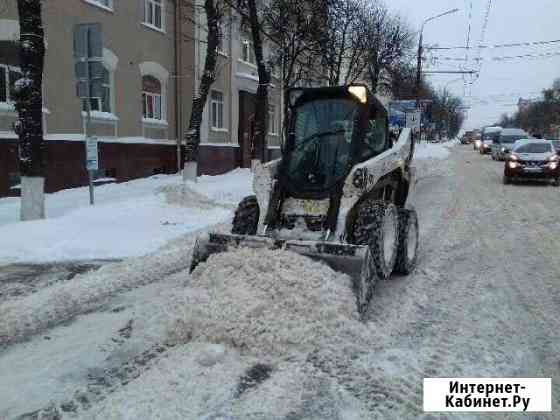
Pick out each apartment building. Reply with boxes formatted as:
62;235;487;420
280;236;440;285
0;1;283;198
0;0;197;197
194;6;283;174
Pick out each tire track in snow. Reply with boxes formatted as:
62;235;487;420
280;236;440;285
0;227;213;349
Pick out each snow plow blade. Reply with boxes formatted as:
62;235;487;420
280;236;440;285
190;233;368;278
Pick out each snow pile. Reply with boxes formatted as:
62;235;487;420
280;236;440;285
157;183;232;210
190;168;253;205
0;170;252;264
81;249;383;418
414;142;451;160
157;169;253;210
167;248;366;358
413;141;454;181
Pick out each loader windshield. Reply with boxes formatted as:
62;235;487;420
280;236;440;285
286;98;359;192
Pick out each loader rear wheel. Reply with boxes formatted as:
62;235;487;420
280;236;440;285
351;201;399;279
394;208;419;275
231;196;260;235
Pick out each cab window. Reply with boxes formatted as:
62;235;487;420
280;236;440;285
362;106;387;160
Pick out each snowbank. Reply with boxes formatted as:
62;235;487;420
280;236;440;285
169;248;364;357
414;142;451;160
81;249;385;418
0;170;252;264
0;232;201;347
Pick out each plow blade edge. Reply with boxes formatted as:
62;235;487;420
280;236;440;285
189;233;368;279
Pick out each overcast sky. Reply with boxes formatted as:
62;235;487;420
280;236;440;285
386;0;560;130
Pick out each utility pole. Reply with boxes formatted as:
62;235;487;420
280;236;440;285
416;8;460;142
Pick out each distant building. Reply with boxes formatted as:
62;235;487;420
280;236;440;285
192;7;283;174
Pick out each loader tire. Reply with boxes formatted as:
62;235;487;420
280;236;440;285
355;247;376;318
351;201;399;280
394;208;419;275
231;196;260;235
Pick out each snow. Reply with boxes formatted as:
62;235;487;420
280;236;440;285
0;170;252;264
76;248;384;418
414;141;453;160
0;148;464;418
81;111;119;121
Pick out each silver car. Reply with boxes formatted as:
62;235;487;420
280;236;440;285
492;128;529;161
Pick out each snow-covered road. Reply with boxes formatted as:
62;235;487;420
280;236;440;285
2;144;559;419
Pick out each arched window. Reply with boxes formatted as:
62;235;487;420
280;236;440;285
142;75;162;120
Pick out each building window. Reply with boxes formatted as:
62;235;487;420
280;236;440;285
81;66;111;113
144;0;163;30
142;75;162;120
0;64;22;105
268;104;277;135
84;0;113;11
241;38;255;65
210;90;224;129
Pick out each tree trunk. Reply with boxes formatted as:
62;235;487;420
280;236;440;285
14;0;46;221
183;0;220;182
247;0;269;163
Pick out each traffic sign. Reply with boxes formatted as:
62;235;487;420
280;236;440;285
406;111;421;130
86;137;98;171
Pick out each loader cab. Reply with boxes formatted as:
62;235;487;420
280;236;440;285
282;85;389;197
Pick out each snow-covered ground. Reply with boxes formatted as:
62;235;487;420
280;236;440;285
0;170;252;264
2;142;505;420
0;143;449;266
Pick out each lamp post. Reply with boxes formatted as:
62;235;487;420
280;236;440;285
416;8;460;141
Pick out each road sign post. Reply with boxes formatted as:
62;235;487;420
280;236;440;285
74;23;103;205
86;136;98;205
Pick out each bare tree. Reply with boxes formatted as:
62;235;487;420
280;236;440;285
262;0;328;138
316;0;369;86
245;0;270;163
363;5;413;94
222;0;271;163
263;0;326;90
12;0;46;220
183;0;222;181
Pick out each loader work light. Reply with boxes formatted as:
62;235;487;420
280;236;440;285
348;85;367;104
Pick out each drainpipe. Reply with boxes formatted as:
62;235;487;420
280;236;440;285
174;0;182;173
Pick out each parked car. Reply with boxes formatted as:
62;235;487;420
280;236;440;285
478;126;502;152
503;140;560;185
480;138;493;154
550;140;560;156
461;131;474;144
492;128;529;161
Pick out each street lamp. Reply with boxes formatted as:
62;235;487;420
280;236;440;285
415;8;460;141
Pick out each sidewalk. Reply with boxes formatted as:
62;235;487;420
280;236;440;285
0;169;252;265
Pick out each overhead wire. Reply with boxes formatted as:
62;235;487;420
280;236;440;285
434;51;560;62
426;38;560;50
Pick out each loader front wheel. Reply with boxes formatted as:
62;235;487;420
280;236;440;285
394;208;419;275
355;247;376;318
352;201;399;279
232;195;260;235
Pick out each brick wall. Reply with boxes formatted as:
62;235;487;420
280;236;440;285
1;140;282;198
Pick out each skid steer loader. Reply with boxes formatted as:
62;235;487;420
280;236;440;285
190;85;419;317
